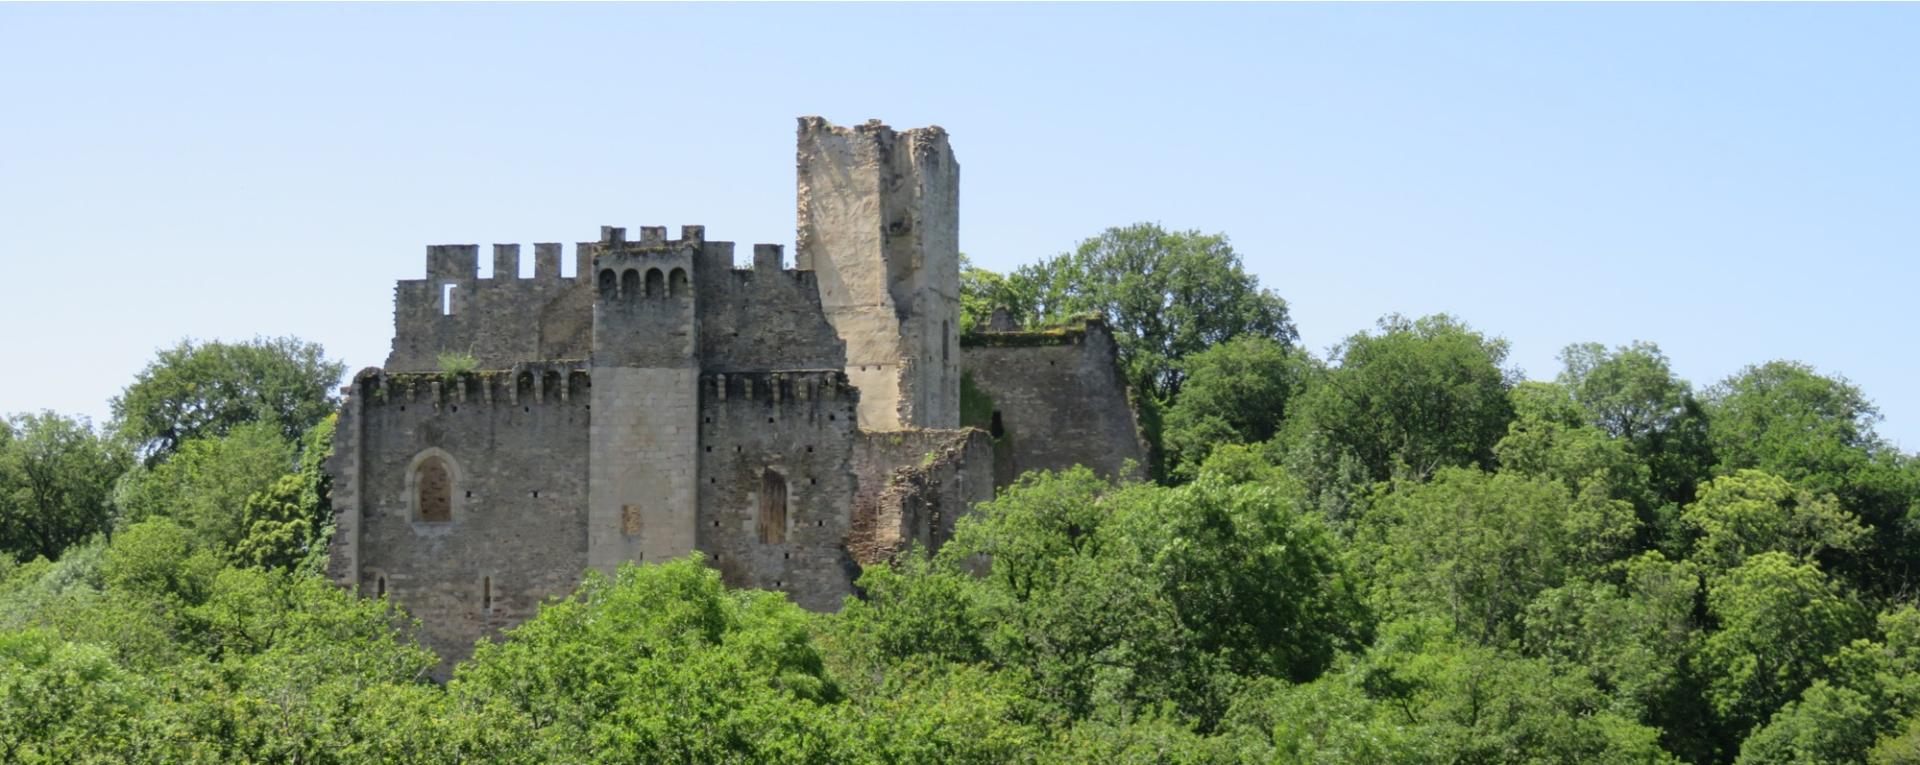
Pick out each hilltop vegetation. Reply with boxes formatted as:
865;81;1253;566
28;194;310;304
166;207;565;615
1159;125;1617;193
6;224;1920;763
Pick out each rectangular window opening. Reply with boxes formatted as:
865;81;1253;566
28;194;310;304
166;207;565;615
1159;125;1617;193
441;283;457;315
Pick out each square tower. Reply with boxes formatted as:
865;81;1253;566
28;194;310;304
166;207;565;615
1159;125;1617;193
795;117;960;431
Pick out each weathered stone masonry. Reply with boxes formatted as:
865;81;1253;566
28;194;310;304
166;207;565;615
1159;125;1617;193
326;118;1147;670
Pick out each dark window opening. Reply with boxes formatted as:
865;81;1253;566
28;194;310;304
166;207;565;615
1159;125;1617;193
989;411;1005;439
621;269;640;298
375;576;386;598
758;469;788;544
669;267;688;297
942;320;950;361
418;456;453;523
645;268;665;297
598;269;617;298
482;576;492;613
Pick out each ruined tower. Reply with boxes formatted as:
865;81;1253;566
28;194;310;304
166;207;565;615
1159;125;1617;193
795;117;961;431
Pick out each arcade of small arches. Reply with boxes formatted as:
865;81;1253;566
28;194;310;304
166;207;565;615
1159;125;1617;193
597;266;689;300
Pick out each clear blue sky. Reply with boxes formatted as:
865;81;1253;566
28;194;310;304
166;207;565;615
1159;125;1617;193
3;4;1916;450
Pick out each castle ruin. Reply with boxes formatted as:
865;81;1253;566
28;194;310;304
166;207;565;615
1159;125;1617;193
326;118;1147;667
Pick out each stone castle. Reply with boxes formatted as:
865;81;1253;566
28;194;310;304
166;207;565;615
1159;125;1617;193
325;117;1147;665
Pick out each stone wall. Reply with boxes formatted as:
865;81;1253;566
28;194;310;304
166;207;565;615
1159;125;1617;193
848;428;996;565
960;319;1149;485
387;244;593;373
328;367;592;674
694;243;846;373
697;371;862;611
795;117;960;431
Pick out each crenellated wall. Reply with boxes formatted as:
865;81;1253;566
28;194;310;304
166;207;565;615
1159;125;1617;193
328;365;592;674
387;244;594;372
695;243;847;373
697;370;862;610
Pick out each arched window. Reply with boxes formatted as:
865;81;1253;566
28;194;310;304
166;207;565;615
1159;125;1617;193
417;456;453;523
598;268;617;298
758;469;788;544
645;268;665;298
669;267;688;297
620;269;640;299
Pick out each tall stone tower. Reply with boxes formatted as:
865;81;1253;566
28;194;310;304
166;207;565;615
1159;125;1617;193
586;225;702;574
795;117;960;431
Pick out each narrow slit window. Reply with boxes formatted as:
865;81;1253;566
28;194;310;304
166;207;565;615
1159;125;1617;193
482;576;492;612
758;469;788;544
441;283;456;315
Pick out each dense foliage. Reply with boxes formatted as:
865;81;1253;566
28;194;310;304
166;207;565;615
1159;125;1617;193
4;225;1919;762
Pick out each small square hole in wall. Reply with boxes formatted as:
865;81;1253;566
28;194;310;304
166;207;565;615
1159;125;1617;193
705;417;712;424
400;406;407;412
816;520;824;527
806;446;813;453
465;491;473;498
713;520;720;527
710;477;716;484
828;414;835;421
735;446;742;452
705;446;712;453
523;406;530;413
810;478;817;485
783;552;790;560
530;491;539;498
767;417;775;423
451;405;458;413
711;552;720;561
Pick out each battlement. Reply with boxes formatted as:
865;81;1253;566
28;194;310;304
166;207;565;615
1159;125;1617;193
703;370;855;406
352;362;591;409
425;243;578;282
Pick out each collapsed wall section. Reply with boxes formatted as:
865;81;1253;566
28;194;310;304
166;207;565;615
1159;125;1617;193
327;365;592;674
960;318;1149;486
848;428;996;566
697;371;861;611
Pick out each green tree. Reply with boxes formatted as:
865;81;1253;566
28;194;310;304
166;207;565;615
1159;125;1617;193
114;421;295;553
1703;361;1920;592
451;556;849;763
233;416;335;572
1559;342;1715;508
0;629;147;764
1683;470;1870;574
0;413;129;561
1698;552;1869;738
111;336;344;465
958;254;1041;334
1161;336;1315;479
1016;223;1295;402
1364;467;1638;646
1283;314;1516;485
1233;617;1677;765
